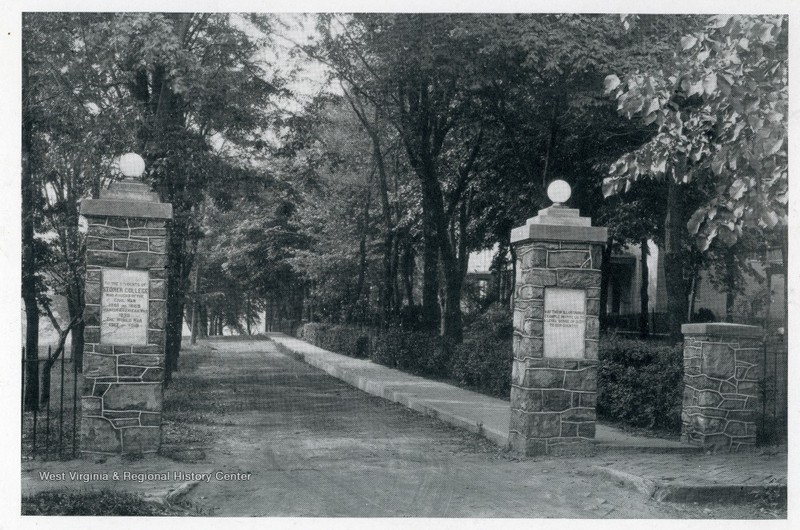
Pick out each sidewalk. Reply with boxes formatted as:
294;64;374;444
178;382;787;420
269;333;787;504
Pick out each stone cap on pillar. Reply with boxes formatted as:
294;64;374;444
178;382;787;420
511;181;607;245
681;322;764;338
81;180;173;220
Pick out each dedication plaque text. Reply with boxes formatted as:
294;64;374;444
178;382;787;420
543;287;586;358
101;269;149;345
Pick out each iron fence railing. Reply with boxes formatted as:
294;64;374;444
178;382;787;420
21;346;79;460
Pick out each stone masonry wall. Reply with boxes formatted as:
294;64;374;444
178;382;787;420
81;215;168;455
509;240;603;456
682;329;763;452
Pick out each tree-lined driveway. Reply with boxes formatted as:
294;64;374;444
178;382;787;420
166;337;742;517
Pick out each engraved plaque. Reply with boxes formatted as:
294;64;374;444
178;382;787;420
543;287;586;358
101;269;149;345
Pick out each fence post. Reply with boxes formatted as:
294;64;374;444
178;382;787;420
20;347;24;450
45;346;51;457
59;352;65;459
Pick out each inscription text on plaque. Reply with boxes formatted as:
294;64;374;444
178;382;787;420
543;287;586;358
101;269;149;345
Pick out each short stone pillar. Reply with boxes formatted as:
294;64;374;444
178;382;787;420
79;163;172;457
508;181;607;456
681;323;764;452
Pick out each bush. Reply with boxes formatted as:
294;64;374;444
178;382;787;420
596;337;683;432
22;490;171;516
464;304;513;341
299;323;370;359
450;335;512;398
371;329;452;377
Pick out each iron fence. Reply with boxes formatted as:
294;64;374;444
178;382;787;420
21;346;79;460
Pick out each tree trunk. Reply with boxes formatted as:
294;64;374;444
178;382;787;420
401;234;415;308
664;180;689;343
599;242;613;332
639;238;650;338
22;41;40;411
724;247;736;322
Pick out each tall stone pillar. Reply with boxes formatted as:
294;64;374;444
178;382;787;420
508;181;607;456
79;157;172;456
681;323;764;452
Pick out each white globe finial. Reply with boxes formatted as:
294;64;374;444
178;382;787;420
547;179;571;206
119;153;146;178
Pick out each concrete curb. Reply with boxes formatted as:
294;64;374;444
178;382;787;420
272;340;511;448
589;465;787;504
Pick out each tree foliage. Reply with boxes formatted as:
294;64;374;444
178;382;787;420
604;15;788;250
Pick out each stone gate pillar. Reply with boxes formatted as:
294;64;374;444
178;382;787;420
508;181;607;456
78;154;172;456
681;323;764;452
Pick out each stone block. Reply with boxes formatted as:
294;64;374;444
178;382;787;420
87;250;127;268
523;319;543;337
559;243;590;251
585;317;600;338
517;285;538;301
523;368;564;389
90;225;130;239
87;270;102;282
147;220;166;229
107;217;129;228
724;421;748;436
83;304;100;327
93;383;110;397
719;398;747;410
149;303;166;330
526;413;562;438
84;325;100;344
734;348;762;366
521;249;547;268
563;367;596;391
128;252;166;269
118;355;162;369
140;412;161;426
142;367;164;382
542;389;572;411
85;282;101;304
104;410;139;419
578;392;596;408
132;345;163;355
511;388;543;412
560;422;578;437
586;299;600;316
692;415;724;434
114;239;149;252
149;269;166;280
81;417;121;454
83;353;116;378
103;383;162;412
586;288;600;299
578;422;596;438
516;336;543;358
118;365;147;378
556;270;600;289
719;380;737;393
547;250;590;269
121;427;161;454
561;408;596;422
523;269;557;287
701;343;735;379
86;216;108;225
82;396;103;415
584;340;598;360
87;237;112;251
147;329;165;346
696;390;723;407
526;305;544;319
149;237;167;253
130;228;167;237
737;381;758;395
590;246;603;270
112;418;140;428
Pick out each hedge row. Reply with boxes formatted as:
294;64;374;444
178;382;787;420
297;319;684;433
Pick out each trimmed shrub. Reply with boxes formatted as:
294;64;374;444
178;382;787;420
596;337;683;432
298;323;370;359
450;335;512;398
371;329;452;377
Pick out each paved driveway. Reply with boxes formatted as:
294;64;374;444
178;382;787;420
165;337;764;518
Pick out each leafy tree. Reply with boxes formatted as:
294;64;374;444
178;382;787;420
603;14;788;339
